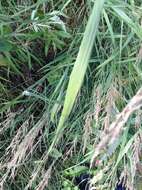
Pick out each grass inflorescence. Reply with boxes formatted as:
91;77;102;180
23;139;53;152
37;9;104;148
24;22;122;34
0;0;142;189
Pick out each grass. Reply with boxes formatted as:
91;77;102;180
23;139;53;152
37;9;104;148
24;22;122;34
0;0;142;190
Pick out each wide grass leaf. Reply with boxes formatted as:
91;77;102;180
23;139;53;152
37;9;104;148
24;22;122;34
49;0;106;151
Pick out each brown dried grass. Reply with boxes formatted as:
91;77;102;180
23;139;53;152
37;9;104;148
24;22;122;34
91;87;142;168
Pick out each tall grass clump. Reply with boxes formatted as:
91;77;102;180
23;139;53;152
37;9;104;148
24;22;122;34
0;0;142;190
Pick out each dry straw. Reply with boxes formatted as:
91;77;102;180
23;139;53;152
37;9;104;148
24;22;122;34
91;87;142;167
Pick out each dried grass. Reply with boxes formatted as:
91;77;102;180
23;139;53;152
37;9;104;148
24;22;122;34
104;86;120;132
91;87;142;167
82;112;93;154
0;111;16;134
36;164;53;190
94;86;102;126
0;113;48;186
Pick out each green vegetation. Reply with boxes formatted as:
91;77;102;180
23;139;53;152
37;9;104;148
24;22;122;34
0;0;142;189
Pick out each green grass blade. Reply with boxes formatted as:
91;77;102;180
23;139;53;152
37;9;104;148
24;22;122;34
112;6;142;39
49;0;105;151
103;10;116;47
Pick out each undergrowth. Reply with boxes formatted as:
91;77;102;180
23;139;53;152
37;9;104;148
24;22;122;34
0;0;142;190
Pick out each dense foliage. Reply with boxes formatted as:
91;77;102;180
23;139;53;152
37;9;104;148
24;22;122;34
0;0;142;189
